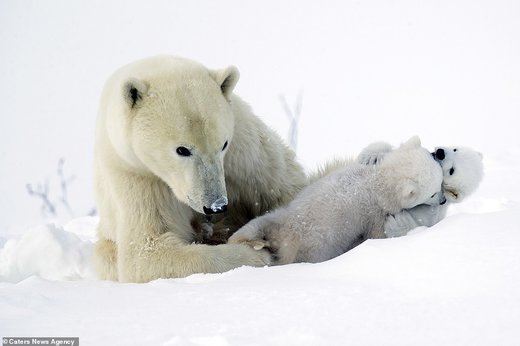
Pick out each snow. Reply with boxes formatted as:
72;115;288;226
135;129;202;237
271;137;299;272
0;213;519;345
1;159;520;344
0;218;96;283
2;0;520;344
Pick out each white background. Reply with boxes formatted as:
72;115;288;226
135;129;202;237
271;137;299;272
1;0;519;233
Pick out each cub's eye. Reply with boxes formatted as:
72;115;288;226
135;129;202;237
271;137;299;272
449;167;455;175
453;148;458;152
176;146;192;157
222;141;228;151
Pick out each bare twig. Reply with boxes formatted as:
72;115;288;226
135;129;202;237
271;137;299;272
26;180;56;218
27;158;100;220
279;90;303;152
57;158;76;218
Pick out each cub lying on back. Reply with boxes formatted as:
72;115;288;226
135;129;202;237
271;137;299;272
358;141;484;237
229;137;442;264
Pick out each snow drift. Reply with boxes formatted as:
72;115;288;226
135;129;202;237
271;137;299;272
1;205;519;345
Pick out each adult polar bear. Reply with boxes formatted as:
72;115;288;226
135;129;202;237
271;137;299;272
93;55;307;282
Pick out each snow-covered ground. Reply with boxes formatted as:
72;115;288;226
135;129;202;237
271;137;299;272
2;0;520;345
1;155;519;345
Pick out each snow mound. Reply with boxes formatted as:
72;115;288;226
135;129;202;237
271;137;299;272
0;209;519;345
0;218;97;282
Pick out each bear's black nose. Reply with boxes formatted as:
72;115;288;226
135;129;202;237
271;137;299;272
435;148;445;160
203;204;228;215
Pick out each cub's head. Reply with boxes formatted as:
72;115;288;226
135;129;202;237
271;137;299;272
433;146;484;203
107;56;239;215
381;136;444;210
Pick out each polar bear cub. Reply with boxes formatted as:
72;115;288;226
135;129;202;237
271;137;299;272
358;142;484;237
229;137;442;264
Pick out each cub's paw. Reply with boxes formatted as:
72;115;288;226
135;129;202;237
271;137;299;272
250;239;270;251
384;215;400;238
384;212;416;238
357;142;393;165
255;247;274;266
229;233;270;250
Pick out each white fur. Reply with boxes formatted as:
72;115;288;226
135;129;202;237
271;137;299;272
92;55;307;282
357;142;484;237
229;137;443;264
357;141;393;165
434;146;484;202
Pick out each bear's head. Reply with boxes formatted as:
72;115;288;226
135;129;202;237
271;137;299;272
380;136;444;211
433;146;484;202
106;56;240;215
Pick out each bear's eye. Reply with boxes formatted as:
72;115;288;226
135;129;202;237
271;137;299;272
449;167;455;175
222;141;228;151
453;148;458;152
431;193;437;198
176;146;192;157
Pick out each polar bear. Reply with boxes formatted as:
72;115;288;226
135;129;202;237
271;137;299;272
92;55;307;282
229;137;443;265
358;142;484;237
432;146;484;202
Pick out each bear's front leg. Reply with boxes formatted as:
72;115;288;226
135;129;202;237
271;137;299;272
117;230;272;283
92;237;118;281
384;210;420;238
384;204;449;238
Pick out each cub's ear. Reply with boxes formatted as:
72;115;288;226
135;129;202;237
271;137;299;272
399;179;419;208
211;66;240;100
123;78;149;109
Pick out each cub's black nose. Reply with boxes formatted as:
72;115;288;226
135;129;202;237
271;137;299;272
435;148;445;160
203;204;228;215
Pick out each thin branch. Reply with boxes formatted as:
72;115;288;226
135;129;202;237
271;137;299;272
279;91;303;152
26;180;56;218
27;157;96;220
279;94;293;122
57;158;75;218
294;90;304;121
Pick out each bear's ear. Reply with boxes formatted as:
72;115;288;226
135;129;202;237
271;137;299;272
399;179;419;206
211;66;240;100
123;78;149;109
400;136;421;149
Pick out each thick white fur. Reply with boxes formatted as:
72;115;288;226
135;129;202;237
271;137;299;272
358;142;484;237
434;146;484;202
93;55;307;282
229;137;443;264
